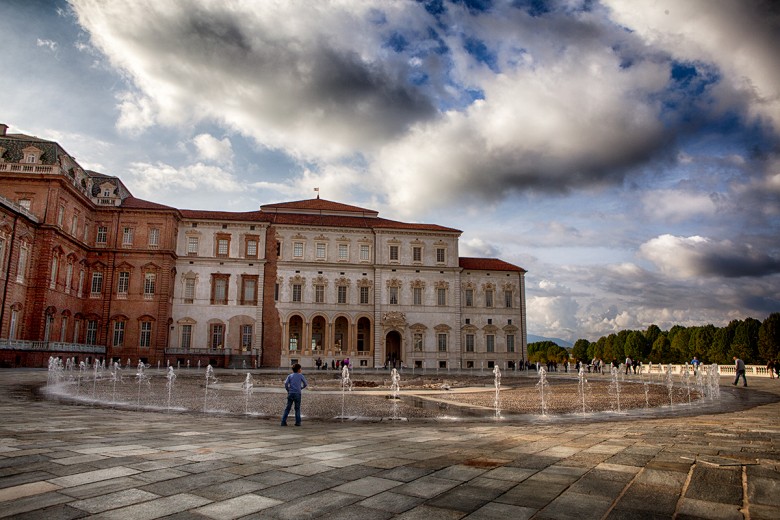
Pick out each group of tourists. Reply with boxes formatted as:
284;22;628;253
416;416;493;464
313;357;351;371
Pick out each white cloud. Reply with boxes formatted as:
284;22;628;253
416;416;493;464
36;38;58;52
604;0;780;133
125;161;242;199
641;189;718;222
115;91;156;135
193;134;233;164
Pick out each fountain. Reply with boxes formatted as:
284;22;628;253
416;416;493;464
577;366;588;414
241;373;254;415
135;361;151;409
166;366;176;411
388;368;403;421
665;364;675;406
536;367;550;416
109;361;122;403
203;365;218;412
339;364;352;420
609;365;621;413
708;364;721;399
680;365;692;405
493;365;501;418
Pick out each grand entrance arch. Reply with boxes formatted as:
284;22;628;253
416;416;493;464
385;330;402;367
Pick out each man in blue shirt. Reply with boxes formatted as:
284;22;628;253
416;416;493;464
281;363;308;426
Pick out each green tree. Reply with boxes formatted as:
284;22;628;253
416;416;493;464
689;325;715;362
710;322;736;363
644;324;662;348
571;339;590;362
649;334;671;363
758;313;780;361
670;327;691;363
603;334;617;363
731;318;761;363
624;331;645;360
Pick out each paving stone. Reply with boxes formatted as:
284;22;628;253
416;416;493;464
613;483;679;516
331;476;402;497
675;497;743;520
317;503;394;520
47;467;140;488
3;503;88;520
393;475;461;499
69;488;160;514
358;490;425;514
258;489;362;520
466;501;536;520
87;492;212;520
748;474;780;507
534;490;613;520
0;480;61;501
393;504;467;519
194;493;282;519
685;464;742;504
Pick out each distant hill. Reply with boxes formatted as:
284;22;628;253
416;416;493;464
527;334;573;349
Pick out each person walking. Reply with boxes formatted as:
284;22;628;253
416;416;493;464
732;356;747;387
767;359;775;379
281;363;308;426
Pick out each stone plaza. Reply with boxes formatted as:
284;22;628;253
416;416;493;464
1;369;780;519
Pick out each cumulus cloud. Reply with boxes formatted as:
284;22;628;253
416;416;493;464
640;234;780;278
36;38;58;52
125;161;243;198
641;189;718;222
193;134;233;164
604;0;780;133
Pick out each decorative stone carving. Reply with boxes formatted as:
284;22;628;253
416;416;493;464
382;311;406;328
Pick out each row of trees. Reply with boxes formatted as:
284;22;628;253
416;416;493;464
530;313;780;366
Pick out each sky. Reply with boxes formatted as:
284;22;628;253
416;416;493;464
1;0;779;343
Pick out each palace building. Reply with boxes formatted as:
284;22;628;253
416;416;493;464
0;124;527;370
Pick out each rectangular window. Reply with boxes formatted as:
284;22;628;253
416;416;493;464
389;286;398;305
139;322;152;348
465;334;475;352
315;285;325;303
77;270;84;297
337;285;347;304
414;333;423;351
184;278;195;303
246;239;258;258
65;262;73;292
91;272;103;295
437;288;446;306
486;334;495;353
316;242;326;259
507;335;515;353
18;199;31;211
49;256;58;289
180;324;192;349
57;206;64;227
292;284;302;302
60;316;68;342
96;226;108;245
389;245;399;261
241;325;253;350
71;215;78;235
413;246;422;262
360;286;369;304
413;287;422;306
465;289;474;307
86;320;98;345
113;321;125;347
293;242;304;258
242;277;257;305
274;282;279;301
117;271;130;296
148;228;160;247
485;289;494;308
213;276;228;305
16;247;28;282
505;290;512;308
436;248;445;263
0;238;5;271
338;243;348;260
144;273;156;299
437;333;447;352
217;238;229;257
211;324;224;349
360;244;370;261
122;227;133;246
187;236;199;255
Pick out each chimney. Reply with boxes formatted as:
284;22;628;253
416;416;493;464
0;124;7;136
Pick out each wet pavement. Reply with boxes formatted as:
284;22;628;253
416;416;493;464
1;369;779;519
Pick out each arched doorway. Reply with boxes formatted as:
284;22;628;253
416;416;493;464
385;330;402;368
288;315;303;352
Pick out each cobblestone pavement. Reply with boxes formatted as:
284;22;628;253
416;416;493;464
1;369;779;519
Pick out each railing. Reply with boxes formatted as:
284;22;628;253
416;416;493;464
164;348;227;355
0;339;105;354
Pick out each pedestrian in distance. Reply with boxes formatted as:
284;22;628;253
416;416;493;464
732;356;747;387
281;363;308;426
